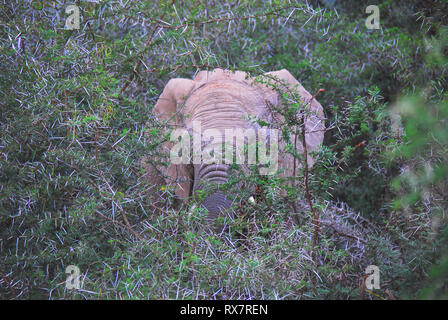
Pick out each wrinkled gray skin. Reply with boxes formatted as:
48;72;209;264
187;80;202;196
146;68;325;221
193;163;233;220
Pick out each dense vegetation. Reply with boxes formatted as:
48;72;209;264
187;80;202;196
0;0;447;299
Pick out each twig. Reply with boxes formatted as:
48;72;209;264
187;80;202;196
121;0;175;93
319;220;367;243
140;63;218;74
95;209;143;241
121;4;298;93
71;162;143;241
300;89;325;265
154;5;298;30
0;272;17;298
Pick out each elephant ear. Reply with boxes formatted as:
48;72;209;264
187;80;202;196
154;78;196;124
150;78;197;199
261;69;325;176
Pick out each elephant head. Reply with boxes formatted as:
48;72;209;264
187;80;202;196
149;68;325;220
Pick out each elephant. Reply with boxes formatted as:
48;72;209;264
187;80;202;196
145;68;325;221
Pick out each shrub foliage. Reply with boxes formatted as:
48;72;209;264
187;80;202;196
0;0;447;299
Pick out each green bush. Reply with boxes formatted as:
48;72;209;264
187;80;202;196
1;0;447;299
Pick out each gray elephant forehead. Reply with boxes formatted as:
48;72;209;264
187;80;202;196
183;79;273;126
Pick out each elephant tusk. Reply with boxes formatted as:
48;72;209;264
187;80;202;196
248;196;256;205
188;204;196;216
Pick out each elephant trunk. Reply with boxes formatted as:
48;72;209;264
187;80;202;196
193;163;233;220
